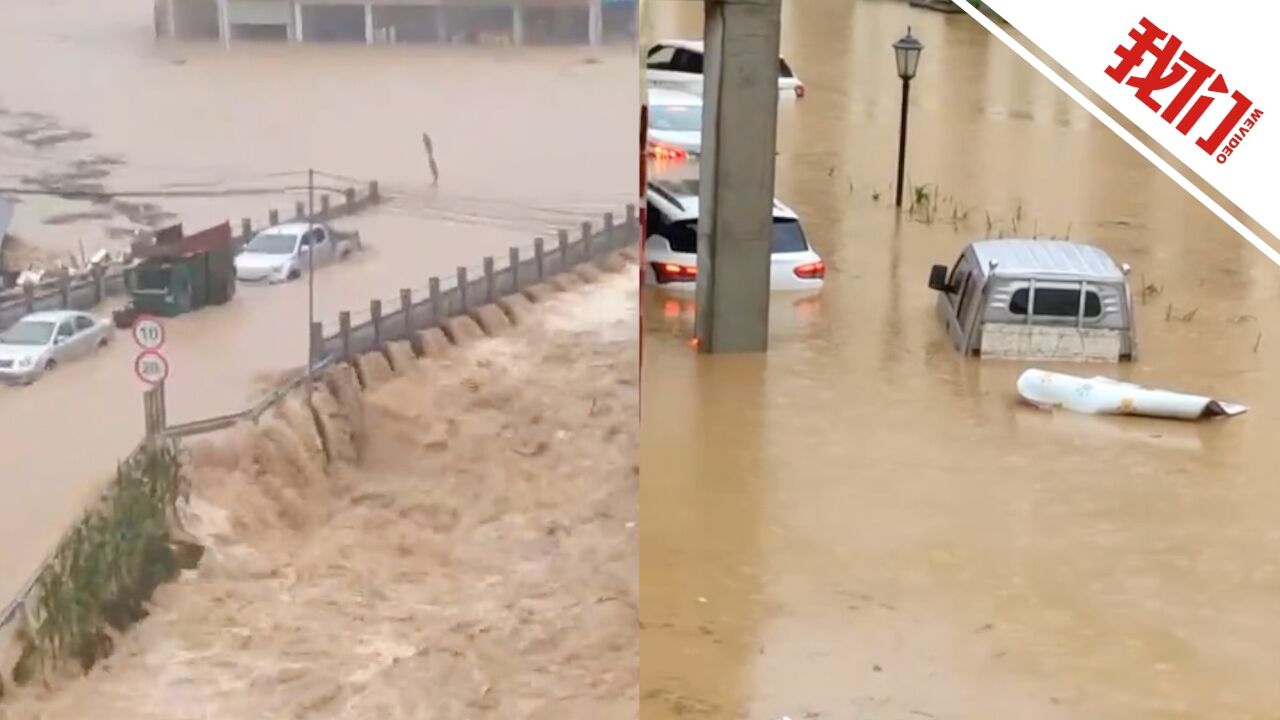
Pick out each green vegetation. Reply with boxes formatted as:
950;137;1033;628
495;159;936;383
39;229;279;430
897;181;1072;241
11;440;201;685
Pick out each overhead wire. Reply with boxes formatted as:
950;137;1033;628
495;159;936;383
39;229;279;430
0;182;356;199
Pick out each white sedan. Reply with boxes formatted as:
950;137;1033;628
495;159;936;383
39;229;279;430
0;310;115;385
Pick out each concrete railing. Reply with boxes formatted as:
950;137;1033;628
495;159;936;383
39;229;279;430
0;181;381;330
315;206;637;369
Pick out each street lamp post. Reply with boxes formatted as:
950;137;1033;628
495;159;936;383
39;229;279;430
893;27;924;209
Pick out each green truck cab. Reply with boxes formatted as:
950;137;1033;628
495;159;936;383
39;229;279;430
115;221;237;326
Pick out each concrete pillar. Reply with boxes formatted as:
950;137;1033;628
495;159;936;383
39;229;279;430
216;0;231;47
587;0;602;45
292;1;304;42
435;6;448;43
512;3;524;46
694;0;782;354
364;4;374;44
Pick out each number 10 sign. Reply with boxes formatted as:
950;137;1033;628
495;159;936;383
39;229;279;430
132;316;169;386
133;316;165;350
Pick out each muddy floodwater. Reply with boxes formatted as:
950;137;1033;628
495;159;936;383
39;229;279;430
3;270;638;718
0;0;634;608
641;2;1280;719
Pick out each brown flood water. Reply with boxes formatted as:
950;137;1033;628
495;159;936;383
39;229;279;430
0;0;634;607
2;271;638;718
642;2;1280;719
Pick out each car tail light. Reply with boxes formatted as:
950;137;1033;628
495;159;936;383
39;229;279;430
647;142;688;161
794;261;825;279
652;262;697;283
795;83;806;98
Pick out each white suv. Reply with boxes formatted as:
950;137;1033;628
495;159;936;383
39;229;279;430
645;39;805;98
644;179;825;293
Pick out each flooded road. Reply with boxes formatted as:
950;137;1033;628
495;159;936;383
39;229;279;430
641;2;1280;719
0;0;633;610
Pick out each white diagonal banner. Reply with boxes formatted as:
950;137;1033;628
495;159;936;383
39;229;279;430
959;1;1280;266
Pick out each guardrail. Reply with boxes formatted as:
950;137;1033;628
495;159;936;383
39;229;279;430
308;206;637;368
0;181;381;330
160;354;337;439
0;202;638;641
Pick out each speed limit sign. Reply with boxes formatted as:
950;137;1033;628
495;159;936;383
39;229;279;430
134;350;170;386
132;316;165;351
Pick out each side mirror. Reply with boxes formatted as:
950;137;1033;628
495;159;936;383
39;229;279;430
928;264;950;292
53;335;67;346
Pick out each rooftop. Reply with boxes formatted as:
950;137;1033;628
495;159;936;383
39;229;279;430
652;38;792;62
260;222;313;235
647;179;798;221
654;38;705;53
20;310;87;322
970;239;1125;282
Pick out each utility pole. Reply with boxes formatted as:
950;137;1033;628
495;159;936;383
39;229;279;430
306;168;316;403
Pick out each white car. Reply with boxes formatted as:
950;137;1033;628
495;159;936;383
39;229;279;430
643;179;825;293
234;222;356;284
645;39;804;98
647;87;704;160
0;310;114;385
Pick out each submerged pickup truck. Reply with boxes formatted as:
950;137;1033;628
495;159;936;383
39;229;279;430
927;238;1138;363
233;222;361;284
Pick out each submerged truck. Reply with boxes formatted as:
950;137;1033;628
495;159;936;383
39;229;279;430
114;221;237;326
233;222;360;284
927;239;1138;363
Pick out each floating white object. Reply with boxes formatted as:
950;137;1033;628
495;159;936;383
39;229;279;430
1016;368;1248;420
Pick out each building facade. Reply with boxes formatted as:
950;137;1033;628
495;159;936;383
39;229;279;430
156;0;636;47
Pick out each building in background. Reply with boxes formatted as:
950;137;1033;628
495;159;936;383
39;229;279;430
155;0;635;46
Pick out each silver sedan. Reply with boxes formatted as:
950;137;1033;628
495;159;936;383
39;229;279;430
0;310;115;385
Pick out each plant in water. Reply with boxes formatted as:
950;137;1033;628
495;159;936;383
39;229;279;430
909;183;938;224
1140;276;1163;305
11;440;199;684
1163;304;1198;323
